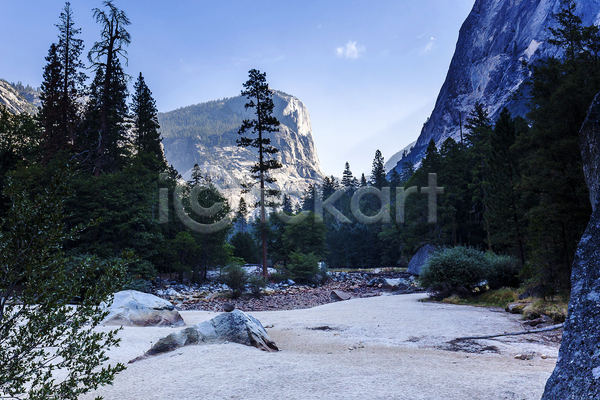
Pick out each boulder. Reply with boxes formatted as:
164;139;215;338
542;91;600;399
407;244;436;275
130;310;278;362
102;290;185;327
330;290;352;301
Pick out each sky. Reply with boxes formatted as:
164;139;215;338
1;0;475;177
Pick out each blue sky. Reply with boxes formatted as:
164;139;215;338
1;0;475;176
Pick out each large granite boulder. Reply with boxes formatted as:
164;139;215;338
102;290;185;327
130;309;278;363
542;92;600;399
407;244;436;275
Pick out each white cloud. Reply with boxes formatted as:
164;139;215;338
335;40;365;59
420;37;436;55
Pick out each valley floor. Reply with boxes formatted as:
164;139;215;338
82;293;558;400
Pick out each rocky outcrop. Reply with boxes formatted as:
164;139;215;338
102;290;185;327
130;310;278;363
390;0;600;169
159;90;323;211
0;80;38;114
541;91;600;399
580;91;600;211
407;244;436;276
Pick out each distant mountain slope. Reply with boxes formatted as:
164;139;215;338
390;0;600;171
159;90;324;209
0;79;40;114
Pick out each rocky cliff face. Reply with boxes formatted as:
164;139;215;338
0;80;40;114
159;90;324;210
541;90;600;399
389;0;600;171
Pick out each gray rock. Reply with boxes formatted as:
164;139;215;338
580;91;600;211
542;92;600;399
103;290;185;327
382;278;408;288
407;244;436;275
130;310;278;362
330;290;352;301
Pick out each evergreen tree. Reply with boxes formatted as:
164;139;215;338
400;160;415;183
237;69;282;277
39;44;64;162
131;72;163;163
360;173;367;187
80;58;129;174
341;162;356;191
322;175;339;199
464;103;493;247
485;108;526;265
370;149;387;189
39;2;86;163
235;197;249;232
87;0;131;176
56;2;86;144
281;194;293;214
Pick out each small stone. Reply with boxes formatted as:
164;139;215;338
223;303;235;312
541;354;548;359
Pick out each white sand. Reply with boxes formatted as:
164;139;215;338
81;294;557;400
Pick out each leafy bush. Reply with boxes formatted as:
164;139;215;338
248;275;266;297
484;252;520;289
287;251;320;284
221;264;247;298
418;246;489;298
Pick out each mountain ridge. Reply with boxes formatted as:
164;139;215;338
159;90;324;211
389;0;600;171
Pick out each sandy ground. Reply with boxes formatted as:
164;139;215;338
81;293;558;400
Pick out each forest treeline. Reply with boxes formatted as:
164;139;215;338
0;0;596;294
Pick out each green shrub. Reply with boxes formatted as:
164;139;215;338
248;275;266;297
221;265;248;298
418;246;489;298
484;252;520;289
288;251;320;284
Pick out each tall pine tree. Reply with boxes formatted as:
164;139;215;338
87;0;131;175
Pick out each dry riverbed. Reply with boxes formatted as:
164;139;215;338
82;293;559;400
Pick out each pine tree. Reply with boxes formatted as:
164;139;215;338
370;149;387;189
281;194;293;214
485;108;526;265
131;73;163;159
39;44;64;162
400;160;415;183
322;175;339;199
56;2;86;144
236;69;282;277
235;197;249;232
87;0;131;176
39;2;86;163
80;59;129;173
341;162;355;189
360;173;367;187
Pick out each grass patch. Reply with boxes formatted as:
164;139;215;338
522;298;569;322
437;287;520;308
429;287;569;323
